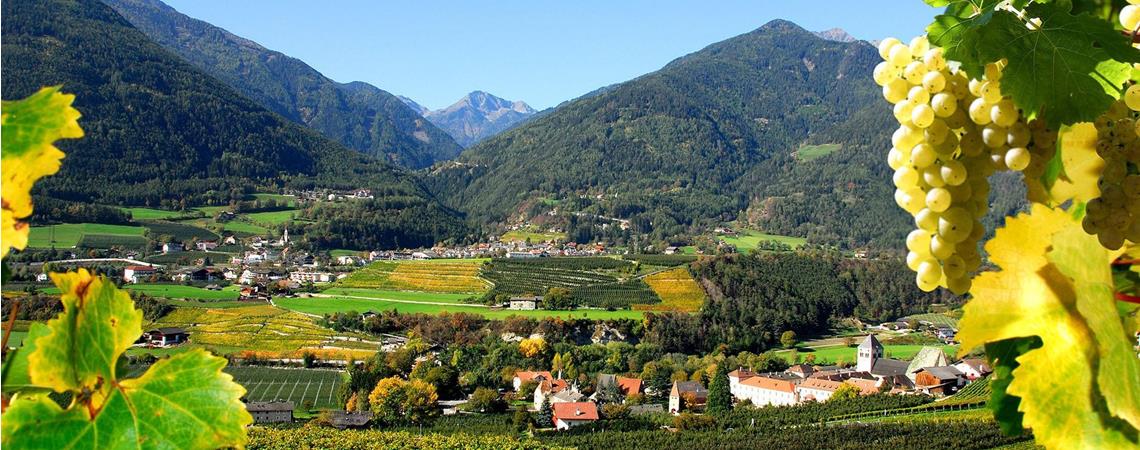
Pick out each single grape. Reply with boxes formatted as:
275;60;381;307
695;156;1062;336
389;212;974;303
981;81;1003;103
983;124;1008;148
873;62;898;86
879;37;902;60
887;147;907;170
926;187;952;212
915;208;939;232
984;62;1003;82
904;61;928;85
968;98;992;125
912;104;935;128
906;229;933;253
1121;5;1140;31
922;71;946;93
916;260;942;286
1126;84;1140;112
923;165;946;188
894;101;916;123
883;78;909;104
931;93;957;117
923;48;946;71
929;234;955;260
938;207;974;243
940;160;967;186
889;44;912;68
908;86;931;105
1005;147;1030;171
990;100;1018;128
910;143;937;168
894;166;920;189
909;35;930;56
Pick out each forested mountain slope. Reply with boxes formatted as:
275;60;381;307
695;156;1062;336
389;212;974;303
2;0;471;248
430;20;910;248
102;0;463;169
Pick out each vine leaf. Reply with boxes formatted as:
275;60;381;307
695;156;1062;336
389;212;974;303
28;270;142;398
958;204;1140;448
983;337;1040;435
0;86;82;258
2;350;251;450
1047;123;1103;204
928;0;1140;127
2;270;251;449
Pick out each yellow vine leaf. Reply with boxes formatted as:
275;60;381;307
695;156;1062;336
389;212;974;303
0;86;82;258
28;269;142;399
959;204;1140;449
1049;123;1103;205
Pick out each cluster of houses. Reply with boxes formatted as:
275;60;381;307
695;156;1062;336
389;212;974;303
704;336;989;411
133;327;189;348
513;370;661;430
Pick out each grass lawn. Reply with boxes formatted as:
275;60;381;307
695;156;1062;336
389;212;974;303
124;284;238;300
795;143;842;161
3;330;28;348
275;296;644;320
223;221;269;235
121;207;190;220
27;223;146;248
251;193;296;207
721;230;807;252
330;249;363;257
786;343;958;364
501;229;565;243
319;287;475;304
246;209;300;225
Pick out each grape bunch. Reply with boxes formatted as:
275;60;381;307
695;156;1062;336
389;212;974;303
873;36;1052;294
1082;87;1140;249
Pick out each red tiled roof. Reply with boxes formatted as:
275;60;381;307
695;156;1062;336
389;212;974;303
539;378;569;393
552;402;599;422
616;377;642;395
515;371;553;383
740;376;796;393
727;369;756;379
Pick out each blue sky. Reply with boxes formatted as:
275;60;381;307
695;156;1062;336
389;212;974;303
164;1;935;110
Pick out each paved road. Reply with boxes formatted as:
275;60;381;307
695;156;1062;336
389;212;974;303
32;258;160;267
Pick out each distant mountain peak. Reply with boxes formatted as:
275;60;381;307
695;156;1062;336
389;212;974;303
814;28;858;43
398;95;429;116
421;91;537;147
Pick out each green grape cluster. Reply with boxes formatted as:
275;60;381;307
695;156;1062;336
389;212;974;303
1020;118;1059;203
873;36;1051;294
1083;88;1140;249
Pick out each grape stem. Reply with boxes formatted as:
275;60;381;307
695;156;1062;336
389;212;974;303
1;300;18;356
1115;292;1140;304
1121;29;1140;44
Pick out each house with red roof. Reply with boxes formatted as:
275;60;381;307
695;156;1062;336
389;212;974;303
513;370;553;391
552;402;599;430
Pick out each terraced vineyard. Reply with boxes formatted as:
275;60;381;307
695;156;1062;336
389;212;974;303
902;312;960;329
827;376;991;424
480;258;661;309
149;305;375;357
225;366;343;409
639;267;706;312
337;259;491;294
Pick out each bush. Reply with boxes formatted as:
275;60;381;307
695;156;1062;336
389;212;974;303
673;413;717;431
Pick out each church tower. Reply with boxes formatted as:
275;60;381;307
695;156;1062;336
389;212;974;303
856;335;883;372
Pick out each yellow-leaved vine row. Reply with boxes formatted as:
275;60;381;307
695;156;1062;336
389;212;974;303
879;1;1140;448
0;88;252;449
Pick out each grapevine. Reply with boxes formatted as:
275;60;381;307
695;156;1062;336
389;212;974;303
880;1;1140;448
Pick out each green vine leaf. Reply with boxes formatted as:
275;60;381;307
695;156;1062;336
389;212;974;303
28;270;142;397
928;0;1140;127
1;270;251;449
958;204;1140;448
983;337;1040;435
2;350;251;450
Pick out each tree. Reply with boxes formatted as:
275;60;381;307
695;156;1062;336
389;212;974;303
543;287;575;310
368;377;439;426
466;387;505;413
302;351;317;368
595;379;623;405
830;383;860;402
519;337;548;358
780;330;797;349
601;403;631;420
535;397;554;428
706;364;732;414
512;406;533;432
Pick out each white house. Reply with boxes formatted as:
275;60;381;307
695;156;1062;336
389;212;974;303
512;371;552;392
123;265;157;283
953;359;993;380
289;271;335;283
733;374;799;407
509;296;542;310
162;242;183;254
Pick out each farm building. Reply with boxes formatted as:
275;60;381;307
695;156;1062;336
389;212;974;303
508;296;543;310
162;242;183;254
513;370;553;391
534;378;582;408
954;358;993;380
196;240;219;251
728;371;799;407
914;366;965;396
123;265;157;283
552;402;599;430
246;401;294;424
142;327;189;347
289;271;335;283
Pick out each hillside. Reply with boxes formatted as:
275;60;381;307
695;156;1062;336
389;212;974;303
421;91;537;147
429;20;907;248
1;0;471;249
101;0;462;169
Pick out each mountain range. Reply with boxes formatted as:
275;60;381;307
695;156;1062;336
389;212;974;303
100;0;463;169
428;20;911;248
2;0;470;248
399;91;537;148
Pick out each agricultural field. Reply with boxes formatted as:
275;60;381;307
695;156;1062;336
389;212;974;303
142;221;219;242
27;223;146;248
639;267;706;312
319;287;473;304
147;305;374;356
77;233;150;249
221;221;269;235
245;209;301;225
251;193;297;207
500;229;565;243
124;284;238;300
720;230;807;252
119;207;192;220
901;312;960;329
144;251;232;265
275;296;644;320
337;259;490;294
480;258;660;309
225;366;343;409
795;143;842;161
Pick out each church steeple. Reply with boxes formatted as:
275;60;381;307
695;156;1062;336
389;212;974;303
856;335;883;372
